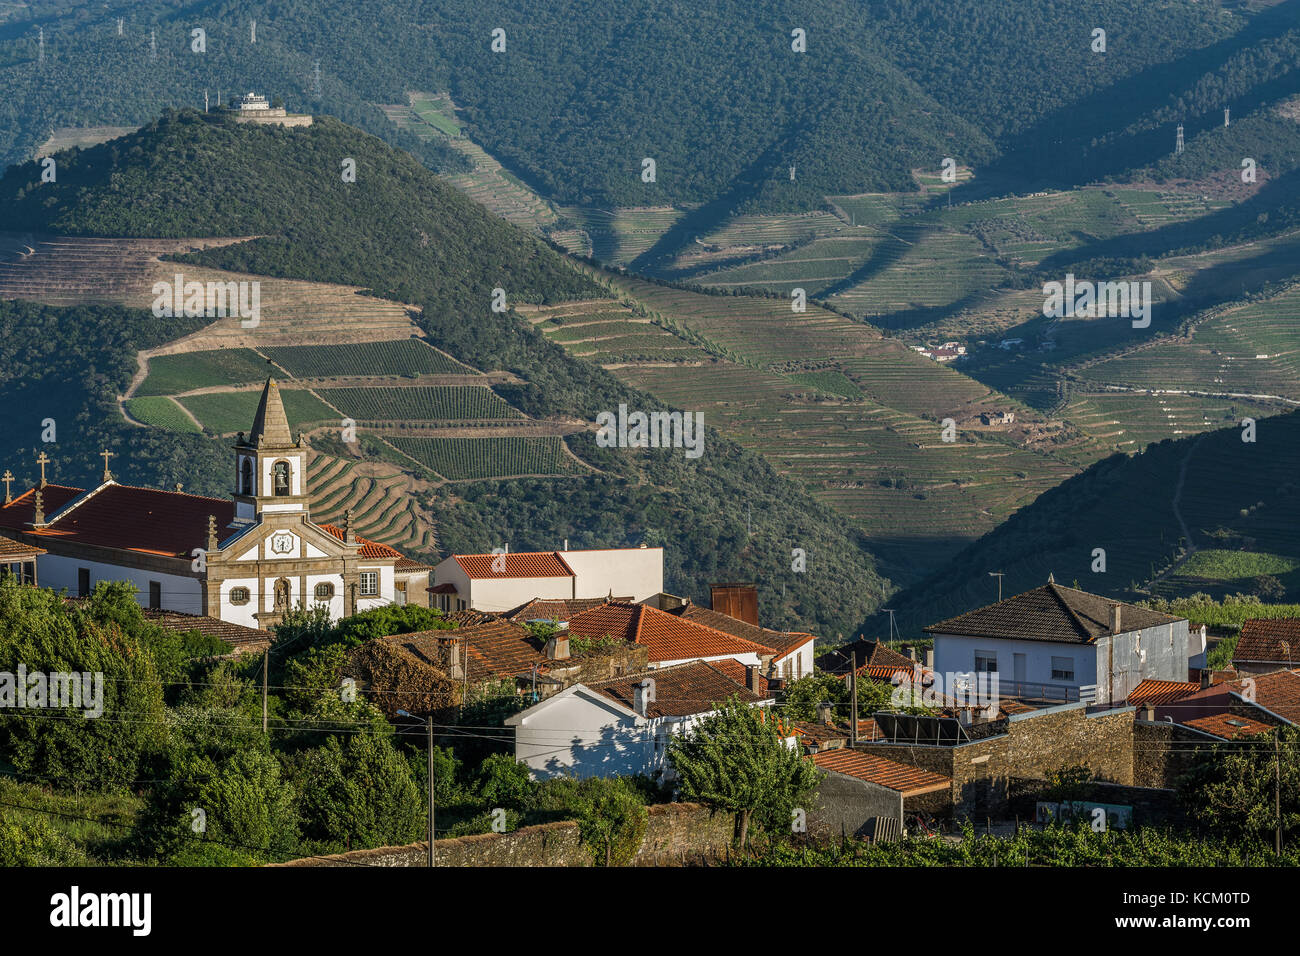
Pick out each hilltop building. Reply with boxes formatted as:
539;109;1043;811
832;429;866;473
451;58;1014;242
0;378;424;627
227;91;313;128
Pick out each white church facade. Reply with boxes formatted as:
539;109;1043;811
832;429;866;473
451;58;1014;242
0;378;425;629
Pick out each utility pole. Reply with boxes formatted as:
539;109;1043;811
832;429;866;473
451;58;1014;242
989;571;1005;602
1276;729;1283;856
261;647;269;733
849;651;858;746
399;709;435;866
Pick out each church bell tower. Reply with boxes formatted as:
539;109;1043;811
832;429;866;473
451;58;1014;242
232;377;310;523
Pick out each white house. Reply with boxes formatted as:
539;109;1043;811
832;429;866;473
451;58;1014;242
506;658;774;779
0;378;422;628
429;546;664;613
925;578;1189;705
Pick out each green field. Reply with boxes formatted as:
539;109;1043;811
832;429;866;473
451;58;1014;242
178;389;340;435
1153;549;1300;600
315;385;523;421
389;436;578;480
137;349;272;395
126;396;202;433
261;339;464;378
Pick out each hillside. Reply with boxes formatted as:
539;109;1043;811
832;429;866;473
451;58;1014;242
0;110;889;637
881;409;1300;635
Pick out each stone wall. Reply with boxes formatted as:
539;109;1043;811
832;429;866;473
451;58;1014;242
855;704;1136;816
808;772;903;841
271;801;733;867
1132;719;1217;790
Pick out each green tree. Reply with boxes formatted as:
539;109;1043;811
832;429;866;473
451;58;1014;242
571;777;648;867
1179;726;1300;845
780;670;900;722
668;696;822;849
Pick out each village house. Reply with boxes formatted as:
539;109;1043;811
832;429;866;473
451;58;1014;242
429;546;664;613
926;578;1189;705
1231;618;1300;675
808;748;952;839
0;378;425;628
505;658;775;779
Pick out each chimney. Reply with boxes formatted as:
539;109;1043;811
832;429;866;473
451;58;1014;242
924;647;934;668
816;701;833;725
901;644;916;661
745;664;760;693
1109;603;1122;635
563;538;568;551
444;637;464;680
632;678;655;717
545;634;570;661
1140;701;1156;722
710;583;759;626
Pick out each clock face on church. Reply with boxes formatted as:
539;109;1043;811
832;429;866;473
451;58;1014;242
270;532;296;555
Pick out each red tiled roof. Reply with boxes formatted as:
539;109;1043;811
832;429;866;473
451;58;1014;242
453;551;574;579
0;534;44;559
816;638;915;674
1222;669;1300;725
142;608;270;651
1183;713;1276;740
674;603;815;660
1128;679;1200;708
709;657;771;697
319;524;403;561
394;556;433;572
586;660;769;719
790;718;887;746
2;483;233;559
811;749;951;796
924;583;1182;644
386;619;546;682
568;601;775;664
1234;618;1300;665
505;596;627;623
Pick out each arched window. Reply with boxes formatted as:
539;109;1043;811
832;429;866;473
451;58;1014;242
240;458;253;494
314;582;335;601
229;587;251;606
273;460;291;496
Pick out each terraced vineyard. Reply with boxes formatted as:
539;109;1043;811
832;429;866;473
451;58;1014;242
306;451;438;553
532;269;1088;577
177;388;341;436
316;386;524;422
551;206;685;266
1062;391;1280;453
380;93;558;233
389;436;581;481
125;396;201;433
261;339;467;378
137;349;273;395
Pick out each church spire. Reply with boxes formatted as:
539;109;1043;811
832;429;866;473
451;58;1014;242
248;377;295;448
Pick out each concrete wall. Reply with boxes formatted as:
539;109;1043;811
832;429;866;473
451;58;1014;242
37;553;202;614
932;633;1098;700
561;548;664;602
271;802;733;867
808;771;902;840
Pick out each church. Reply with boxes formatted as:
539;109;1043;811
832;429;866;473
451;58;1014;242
0;378;429;629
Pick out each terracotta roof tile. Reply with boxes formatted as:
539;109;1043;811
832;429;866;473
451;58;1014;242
142;608;270;650
586;659;769;719
319;524;403;561
453;551;574;579
816;639;915;674
674;603;815;659
0;534;44;559
505;596;627;623
1234;618;1300;666
568;601;775;664
811;749;952;795
1128;679;1201;708
924;583;1182;644
2;483;233;559
1222;668;1300;725
1183;713;1276;740
387;619;546;682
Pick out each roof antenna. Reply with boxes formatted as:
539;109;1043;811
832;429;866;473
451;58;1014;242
1047;572;1055;584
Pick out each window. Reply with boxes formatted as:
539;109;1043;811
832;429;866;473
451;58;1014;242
314;582;335;601
240;458;253;495
359;571;379;596
229;587;250;606
77;568;90;598
148;581;161;609
1051;656;1075;682
974;651;998;674
272;460;291;496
